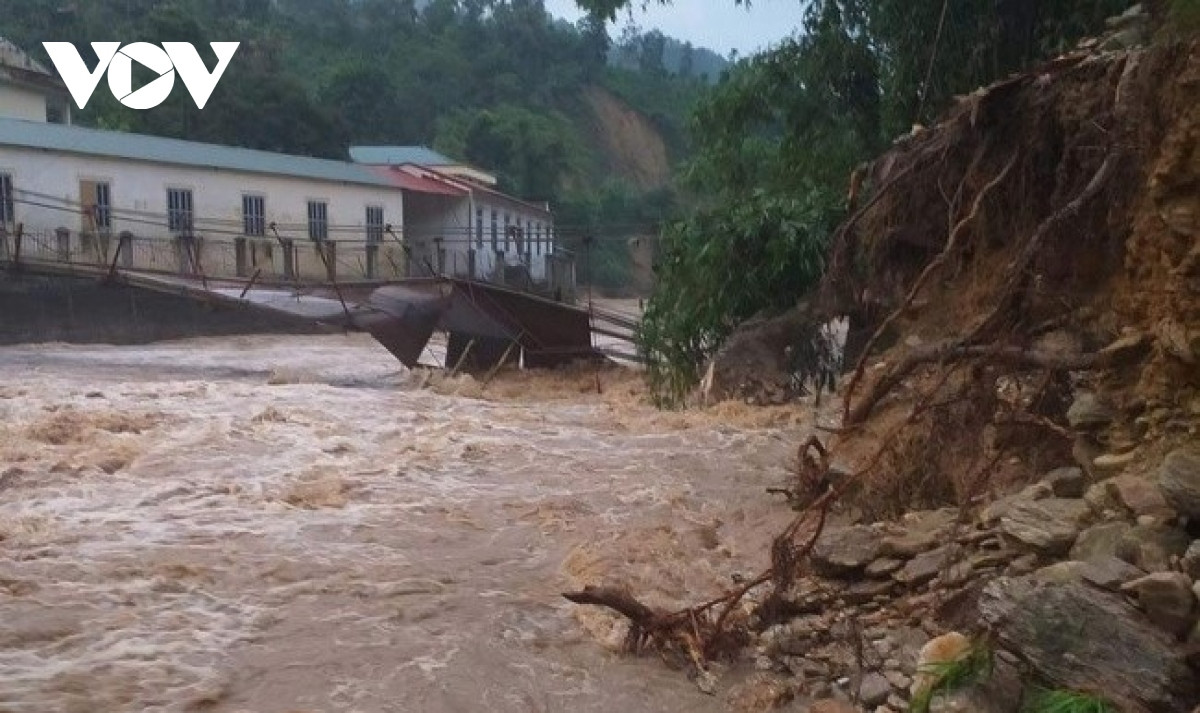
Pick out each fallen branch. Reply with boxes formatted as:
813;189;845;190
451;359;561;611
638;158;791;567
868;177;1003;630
842;152;1018;423
847;342;1100;425
965;153;1120;343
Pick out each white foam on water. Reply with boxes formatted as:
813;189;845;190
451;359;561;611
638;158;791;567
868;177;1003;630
0;334;805;712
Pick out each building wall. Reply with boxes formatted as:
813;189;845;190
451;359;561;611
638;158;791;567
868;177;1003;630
403;191;471;277
472;196;554;282
0;146;406;282
0;84;48;122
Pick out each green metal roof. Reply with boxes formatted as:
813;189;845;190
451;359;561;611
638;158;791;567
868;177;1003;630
349;145;455;166
0;117;394;188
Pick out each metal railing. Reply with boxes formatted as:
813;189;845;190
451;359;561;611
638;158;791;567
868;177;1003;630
0;226;578;299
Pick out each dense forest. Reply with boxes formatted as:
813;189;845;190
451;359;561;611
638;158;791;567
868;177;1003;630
0;0;724;286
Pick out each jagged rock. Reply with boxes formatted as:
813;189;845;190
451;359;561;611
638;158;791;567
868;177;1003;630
1121;572;1197;638
980;576;1199;712
999;498;1091;554
858;672;892;707
1181;540;1200;580
1108;474;1175;519
1033;561;1088;583
1083;556;1147;591
843;580;895;605
894;545;955;586
1068;392;1114;430
1084;479;1122;516
812;525;881;576
910;632;972;702
1071;521;1132;562
1118;523;1191;572
1041;466;1086;498
1159;448;1200;519
980;484;1051;525
880;509;957;557
865;558;905;578
1034;557;1143;591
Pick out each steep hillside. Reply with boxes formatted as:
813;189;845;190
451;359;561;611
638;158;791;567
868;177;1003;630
581;86;671;189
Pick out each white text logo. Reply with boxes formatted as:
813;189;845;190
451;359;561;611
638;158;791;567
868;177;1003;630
43;42;240;110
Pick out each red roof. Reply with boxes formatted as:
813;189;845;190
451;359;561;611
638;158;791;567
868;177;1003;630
369;166;467;196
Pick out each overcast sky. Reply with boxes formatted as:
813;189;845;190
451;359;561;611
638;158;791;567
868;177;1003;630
542;0;805;57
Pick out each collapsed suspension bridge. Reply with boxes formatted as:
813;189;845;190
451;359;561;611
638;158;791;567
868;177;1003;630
0;227;642;370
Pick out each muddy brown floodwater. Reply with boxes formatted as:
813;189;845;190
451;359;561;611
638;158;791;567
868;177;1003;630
0;334;810;713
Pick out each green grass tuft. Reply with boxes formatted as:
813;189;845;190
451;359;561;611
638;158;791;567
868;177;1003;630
909;642;993;713
1023;688;1115;713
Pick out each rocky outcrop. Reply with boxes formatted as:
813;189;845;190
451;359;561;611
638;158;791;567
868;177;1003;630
1159;448;1200;519
979;576;1198;713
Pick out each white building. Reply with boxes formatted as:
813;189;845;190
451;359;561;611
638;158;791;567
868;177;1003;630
350;146;558;284
0;118;408;282
0;38;561;289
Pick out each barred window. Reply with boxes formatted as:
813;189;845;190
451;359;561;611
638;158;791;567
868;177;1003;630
94;183;112;231
490;209;498;250
167;188;193;233
242;194;265;237
307;200;328;241
475;207;483;248
365;205;384;244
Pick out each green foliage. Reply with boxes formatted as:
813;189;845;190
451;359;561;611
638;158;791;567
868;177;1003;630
1168;0;1200;32
910;643;993;713
638;188;838;406
1023;689;1115;713
626;0;1129;403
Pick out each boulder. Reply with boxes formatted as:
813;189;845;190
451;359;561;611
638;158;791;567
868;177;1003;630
1121;572;1197;638
812;525;881;576
1159;448;1200;519
1041;466;1086;498
1032;557;1144;591
880;509;956;557
894;545;955;587
1108;474;1175;519
1084;480;1122;516
979;576;1198;712
1082;556;1146;591
1118;523;1192;572
858;672;892;707
1067;391;1114;429
999;498;1091;554
1070;521;1132;562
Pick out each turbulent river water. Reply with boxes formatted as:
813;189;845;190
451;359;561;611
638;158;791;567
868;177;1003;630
0;334;810;713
